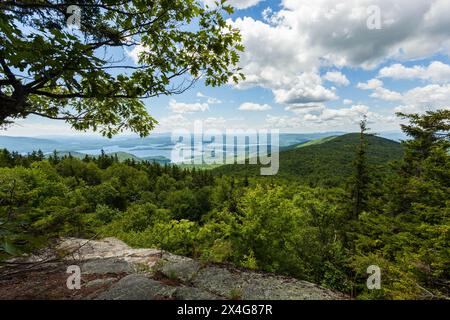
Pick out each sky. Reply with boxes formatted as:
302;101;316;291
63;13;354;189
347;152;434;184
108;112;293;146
3;0;450;137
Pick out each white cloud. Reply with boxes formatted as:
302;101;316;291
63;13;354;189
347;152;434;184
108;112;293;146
401;84;450;108
319;105;369;122
370;87;403;101
156;115;245;132
126;45;147;64
394;104;450;114
197;92;222;104
266;104;395;131
343;99;353;105
265;115;303;129
357;78;403;101
324;71;350;86
229;17;328;105
239;102;272;111
202;0;263;10
203;117;228;128
168;99;209;114
229;0;450;106
156;114;190;132
278;0;450;66
273;72;338;104
124;0;450;134
357;79;383;90
207;98;221;104
378;61;450;83
284;103;325;114
274;84;337;105
358;79;450;111
393;105;423;114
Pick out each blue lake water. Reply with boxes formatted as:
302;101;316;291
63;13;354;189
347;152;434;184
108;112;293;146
78;143;271;163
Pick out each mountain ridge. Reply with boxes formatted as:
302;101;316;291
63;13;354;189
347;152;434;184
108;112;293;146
213;133;404;186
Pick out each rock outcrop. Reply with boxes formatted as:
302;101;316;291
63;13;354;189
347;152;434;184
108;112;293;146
0;237;346;300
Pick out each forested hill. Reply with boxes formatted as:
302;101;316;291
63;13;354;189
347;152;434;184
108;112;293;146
213;133;404;186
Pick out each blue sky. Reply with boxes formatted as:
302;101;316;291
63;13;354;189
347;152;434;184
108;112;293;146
5;0;450;136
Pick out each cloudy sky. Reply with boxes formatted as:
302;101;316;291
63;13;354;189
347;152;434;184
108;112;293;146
5;0;450;136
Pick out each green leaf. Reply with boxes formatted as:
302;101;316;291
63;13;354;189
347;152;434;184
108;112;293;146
1;240;18;255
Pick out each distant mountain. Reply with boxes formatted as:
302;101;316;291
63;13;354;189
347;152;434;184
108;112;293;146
295;136;339;148
277;132;344;147
141;156;171;164
279;135;340;151
46;151;171;164
106;152;140;162
0;134;176;154
0;136;62;153
213;133;404;186
0;132;345;163
47;151;88;159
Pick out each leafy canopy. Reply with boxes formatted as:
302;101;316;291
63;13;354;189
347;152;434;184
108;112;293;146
0;0;244;137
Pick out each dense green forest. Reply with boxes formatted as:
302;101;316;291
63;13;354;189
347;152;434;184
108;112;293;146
0;111;449;299
214;133;404;186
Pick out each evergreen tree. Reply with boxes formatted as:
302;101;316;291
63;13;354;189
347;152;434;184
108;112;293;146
350;116;371;219
48;150;60;165
390;110;450;215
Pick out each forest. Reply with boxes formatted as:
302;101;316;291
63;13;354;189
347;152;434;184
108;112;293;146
0;110;449;300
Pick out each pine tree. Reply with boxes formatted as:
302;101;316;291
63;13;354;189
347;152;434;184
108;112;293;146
49;150;60;165
350;116;371;219
388;110;450;215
